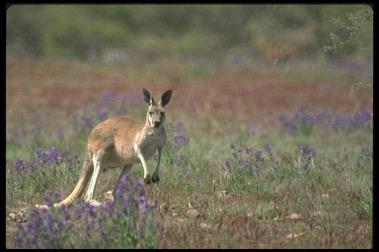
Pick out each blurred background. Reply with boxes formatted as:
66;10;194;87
6;4;373;120
6;4;374;151
6;3;374;157
7;4;373;67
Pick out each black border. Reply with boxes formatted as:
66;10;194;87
3;1;375;250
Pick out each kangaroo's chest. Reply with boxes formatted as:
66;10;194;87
141;143;159;160
138;129;166;160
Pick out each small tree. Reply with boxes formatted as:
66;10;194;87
323;5;373;60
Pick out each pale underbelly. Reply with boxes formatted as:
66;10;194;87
141;145;158;160
102;146;158;169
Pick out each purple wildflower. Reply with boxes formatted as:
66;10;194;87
14;167;156;248
43;190;62;207
80;115;93;130
278;114;298;134
121;197;130;216
173;134;190;148
299;144;316;159
170;122;190;149
35;146;66;166
14;158;25;173
97;108;109;121
224;144;271;177
279;107;372;134
86;204;98;216
114;171;130;200
100;91;115;105
74;206;83;219
254;151;263;162
264;144;273;155
13;158;38;174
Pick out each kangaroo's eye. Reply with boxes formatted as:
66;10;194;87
149;112;153;115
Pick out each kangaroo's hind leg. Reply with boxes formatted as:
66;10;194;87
84;150;108;205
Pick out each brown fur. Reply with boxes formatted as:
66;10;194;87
88;116;144;160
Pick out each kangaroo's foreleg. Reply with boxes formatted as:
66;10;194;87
152;146;162;183
134;144;151;184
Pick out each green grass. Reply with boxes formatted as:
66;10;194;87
6;58;372;248
6;115;372;248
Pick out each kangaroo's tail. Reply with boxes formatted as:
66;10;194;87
36;151;93;209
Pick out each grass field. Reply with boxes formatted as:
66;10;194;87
6;57;372;248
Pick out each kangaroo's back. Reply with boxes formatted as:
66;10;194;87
88;116;144;154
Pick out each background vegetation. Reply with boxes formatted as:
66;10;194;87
6;4;372;249
7;5;373;63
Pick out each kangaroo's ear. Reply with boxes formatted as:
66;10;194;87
160;89;172;107
142;88;156;105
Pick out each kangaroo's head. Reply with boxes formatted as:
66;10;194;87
142;88;172;129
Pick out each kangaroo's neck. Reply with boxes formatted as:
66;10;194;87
142;121;165;135
135;121;166;148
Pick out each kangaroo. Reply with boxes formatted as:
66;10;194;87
36;88;172;208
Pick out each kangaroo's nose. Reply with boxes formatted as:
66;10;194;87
153;121;161;128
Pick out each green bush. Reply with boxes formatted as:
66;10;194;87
6;5;373;62
42;6;131;59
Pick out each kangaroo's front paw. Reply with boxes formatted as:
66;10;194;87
144;174;152;185
152;174;160;183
